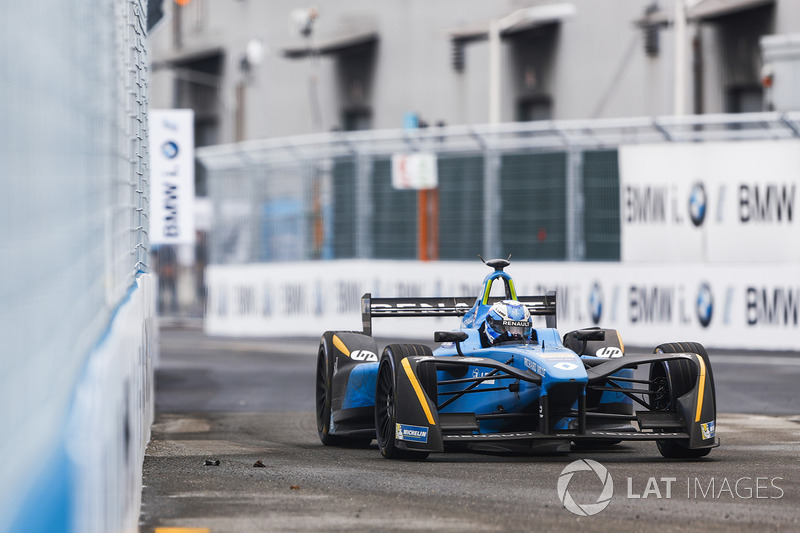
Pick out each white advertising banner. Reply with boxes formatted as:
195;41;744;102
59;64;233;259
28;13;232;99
149;109;195;244
205;260;800;350
619;140;800;263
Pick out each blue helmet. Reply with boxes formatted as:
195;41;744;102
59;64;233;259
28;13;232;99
485;300;533;345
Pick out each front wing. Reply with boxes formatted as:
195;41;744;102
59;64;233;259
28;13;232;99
392;352;718;453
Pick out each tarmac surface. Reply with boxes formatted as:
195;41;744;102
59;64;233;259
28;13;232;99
140;327;800;532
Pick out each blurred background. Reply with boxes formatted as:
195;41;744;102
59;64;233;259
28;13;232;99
146;0;800;341
2;0;800;531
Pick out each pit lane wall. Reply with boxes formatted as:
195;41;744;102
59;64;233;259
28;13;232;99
205;261;800;351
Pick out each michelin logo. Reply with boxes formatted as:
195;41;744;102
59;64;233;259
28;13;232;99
396;423;429;443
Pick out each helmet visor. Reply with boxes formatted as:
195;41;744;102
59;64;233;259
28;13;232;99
489;318;531;339
501;319;531;338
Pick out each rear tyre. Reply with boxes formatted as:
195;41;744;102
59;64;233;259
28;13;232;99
650;342;712;459
315;332;372;447
375;344;431;460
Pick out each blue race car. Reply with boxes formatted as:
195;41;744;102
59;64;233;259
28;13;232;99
315;258;718;460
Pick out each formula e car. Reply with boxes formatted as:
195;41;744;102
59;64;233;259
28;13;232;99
315;258;719;460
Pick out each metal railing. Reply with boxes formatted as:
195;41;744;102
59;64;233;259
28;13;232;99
198;112;800;265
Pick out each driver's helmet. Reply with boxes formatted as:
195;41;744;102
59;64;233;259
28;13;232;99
485;300;533;345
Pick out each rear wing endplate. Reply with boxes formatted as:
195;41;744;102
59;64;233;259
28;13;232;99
360;292;557;336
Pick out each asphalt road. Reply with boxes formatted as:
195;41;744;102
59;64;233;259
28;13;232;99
140;327;800;532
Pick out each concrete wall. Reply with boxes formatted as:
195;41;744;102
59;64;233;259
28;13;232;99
148;0;728;141
0;1;155;531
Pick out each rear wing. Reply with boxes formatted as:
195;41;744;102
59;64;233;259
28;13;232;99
360;292;557;336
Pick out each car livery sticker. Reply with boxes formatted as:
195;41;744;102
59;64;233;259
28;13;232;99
350;349;378;362
396;423;429;443
595;347;623;358
540;352;579;360
524;357;546;377
553;362;579;371
701;420;716;440
472;368;496;384
332;335;378;362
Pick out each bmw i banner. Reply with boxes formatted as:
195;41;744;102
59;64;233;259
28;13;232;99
619;140;800;263
149;109;195;245
206;260;800;349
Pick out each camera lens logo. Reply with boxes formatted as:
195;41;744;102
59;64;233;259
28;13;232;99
689;182;707;227
696;282;713;328
557;459;614;516
162;140;179;159
589;282;603;325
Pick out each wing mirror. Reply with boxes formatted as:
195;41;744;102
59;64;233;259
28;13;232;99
434;331;469;343
434;331;468;356
572;329;605;342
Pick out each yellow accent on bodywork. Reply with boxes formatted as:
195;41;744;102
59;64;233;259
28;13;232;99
401;357;436;425
481;279;493;305
508;279;518;300
616;331;625;354
694;355;707;422
333;334;350;357
482;277;516;305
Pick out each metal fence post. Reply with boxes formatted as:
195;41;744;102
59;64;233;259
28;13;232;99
318;157;334;260
355;150;374;259
566;148;585;261
236;151;259;263
250;162;260;263
483;147;501;258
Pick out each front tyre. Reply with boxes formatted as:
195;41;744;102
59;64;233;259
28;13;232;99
375;345;430;460
651;342;713;459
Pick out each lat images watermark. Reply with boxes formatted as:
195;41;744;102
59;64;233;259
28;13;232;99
557;459;614;516
557;460;785;516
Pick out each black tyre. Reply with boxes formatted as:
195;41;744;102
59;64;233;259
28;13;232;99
375;344;432;460
650;342;712;459
315;332;371;447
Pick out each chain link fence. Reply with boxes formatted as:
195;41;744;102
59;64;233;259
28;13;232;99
198;113;800;266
